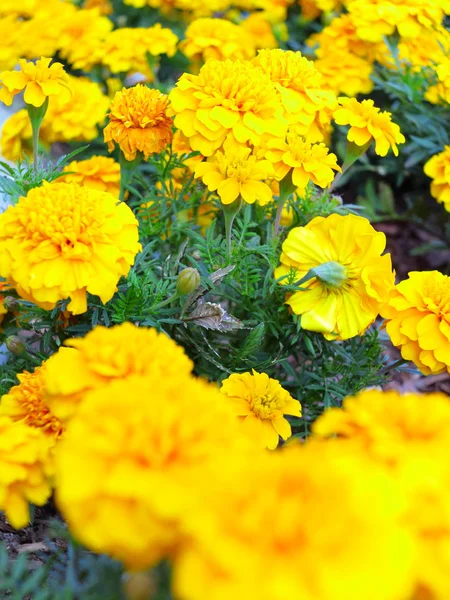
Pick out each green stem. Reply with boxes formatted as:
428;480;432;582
329;139;373;192
273;169;296;237
26;98;49;175
222;197;243;257
119;151;142;201
151;292;181;311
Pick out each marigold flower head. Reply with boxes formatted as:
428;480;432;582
313;388;450;600
333;97;405;157
0;16;24;71
0;109;33;162
44;323;193;422
313;51;374;97
0;181;140;315
0;365;63;438
61;156;121;197
424;146;450;212
180;18;256;66
83;0;113;14
194;144;274;205
174;442;415;600
0;416;54;529
382;270;450;375
266;131;340;190
104;85;173;161
55;373;246;570
425;59;450;105
0;57;69;107
252;49;337;141
275;213;395;340
220;369;301;449
241;13;279;50
169;59;287;157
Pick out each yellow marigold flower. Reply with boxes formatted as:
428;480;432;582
252;49;337;142
425;58;450;105
241;13;279;50
102;25;178;77
55;373;246;570
104;85;173;161
0;181;140;315
0;109;33;162
314;51;374;97
83;0;113;14
333;97;405;157
424;146;450;211
265;130;340;190
0;416;54;529
0;57;69;107
174;442;415;600
220;369;301;449
313;388;450;600
0;16;24;71
194;145;274;205
0;282;9;328
275;213;395;340
0;365;63;438
381;270;450;375
180;18;256;67
43;75;110;143
60;156;121;197
169;59;286;157
44;323;193;422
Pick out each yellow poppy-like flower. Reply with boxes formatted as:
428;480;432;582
333;97;405;157
60;156;121;197
220;370;301;449
55;373;246;570
169;58;287;157
0;56;69;107
252;49;337;141
194;145;274;205
275;213;395;340
174;442;415;600
44;323;193;422
0;364;63;438
424;146;450;212
381;270;450;375
265;130;340;190
0;108;33;162
313;388;450;600
180;18;256;66
0;181;141;315
0;416;54;529
104;85;173;161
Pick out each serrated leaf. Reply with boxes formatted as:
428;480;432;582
236;323;265;360
185;302;244;332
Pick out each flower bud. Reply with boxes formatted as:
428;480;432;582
176;267;201;296
5;336;26;356
122;571;156;600
2;296;19;312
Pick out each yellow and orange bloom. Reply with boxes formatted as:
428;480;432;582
61;156;121;197
0;57;70;107
220;369;301;449
333;97;405;157
104;85;173;161
0;181;141;315
382;270;450;375
275;213;395;340
424;146;450;212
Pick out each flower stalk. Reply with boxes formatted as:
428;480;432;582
119;151;142;201
26;97;49;174
222;196;243;257
273;170;296;237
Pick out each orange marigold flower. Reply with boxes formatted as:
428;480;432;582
333;97;405;157
0;57;70;107
0;416;54;529
169;59;287;157
265;130;340;190
0;181;141;315
424;146;450;212
61;156;121;197
220;369;301;449
194;144;274;205
381;270;450;375
0;365;64;438
44;323;193;422
104;85;173;161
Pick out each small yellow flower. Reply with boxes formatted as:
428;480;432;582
333;97;405;157
104;85;173;161
61;156;121;197
44;323;193;422
220;370;301;449
0;364;64;438
0;416;54;529
0;181;141;315
265;130;340;190
381;270;450;375
0;57;69;107
275;213;395;340
195;145;274;205
424;146;450;211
